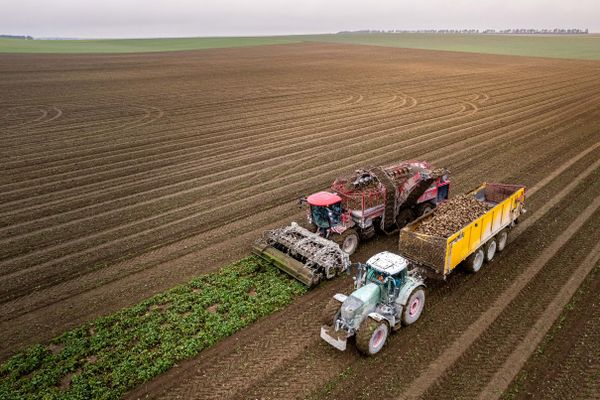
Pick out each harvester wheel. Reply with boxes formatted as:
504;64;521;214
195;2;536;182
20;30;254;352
335;229;360;255
497;229;509;252
484;238;497;262
356;318;389;356
321;298;342;325
465;248;485;273
402;287;425;326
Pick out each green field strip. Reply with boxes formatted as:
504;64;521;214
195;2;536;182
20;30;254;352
302;33;600;61
2;34;599;60
0;256;306;399
0;36;301;54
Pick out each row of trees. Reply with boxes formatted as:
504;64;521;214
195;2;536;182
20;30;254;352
339;29;589;35
0;34;34;40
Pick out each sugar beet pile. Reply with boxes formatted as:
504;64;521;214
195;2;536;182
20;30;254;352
416;195;494;237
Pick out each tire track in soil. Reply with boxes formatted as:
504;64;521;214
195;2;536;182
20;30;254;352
0;69;564;188
505;262;600;400
0;74;592;250
478;241;600;400
1;69;588;217
2;92;596;318
2;68;505;158
124;119;600;400
0;74;494;190
2;81;596;274
0;69;572;194
2;88;596;302
1;95;596;360
0;69;568;212
1;112;587;328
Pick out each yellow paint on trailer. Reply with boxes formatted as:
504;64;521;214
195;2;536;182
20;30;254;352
441;184;526;274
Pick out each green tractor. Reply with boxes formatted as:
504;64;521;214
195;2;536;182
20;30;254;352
320;251;426;355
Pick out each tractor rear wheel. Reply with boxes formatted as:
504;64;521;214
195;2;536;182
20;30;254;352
465;248;485;273
356;318;389;356
402;287;426;326
335;229;360;255
497;229;509;252
321;298;342;326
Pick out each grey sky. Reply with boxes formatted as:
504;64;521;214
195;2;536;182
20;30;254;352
3;0;599;39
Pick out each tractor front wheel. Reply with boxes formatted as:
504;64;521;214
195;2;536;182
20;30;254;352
335;229;360;255
356;318;389;356
321;298;342;326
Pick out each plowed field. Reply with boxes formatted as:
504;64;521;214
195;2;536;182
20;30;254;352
1;42;599;399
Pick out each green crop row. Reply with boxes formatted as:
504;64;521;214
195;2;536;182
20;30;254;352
0;257;306;399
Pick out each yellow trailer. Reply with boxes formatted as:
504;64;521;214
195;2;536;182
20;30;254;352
398;183;526;278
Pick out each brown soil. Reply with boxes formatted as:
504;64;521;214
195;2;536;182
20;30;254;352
1;42;599;399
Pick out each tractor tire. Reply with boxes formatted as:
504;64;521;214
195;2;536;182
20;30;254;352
321;298;342;326
484;238;497;262
497;229;509;252
335;229;360;255
356;318;389;356
402;287;426;326
465;248;485;273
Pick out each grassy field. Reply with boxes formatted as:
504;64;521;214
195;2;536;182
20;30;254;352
0;36;301;54
303;33;600;61
1;34;599;60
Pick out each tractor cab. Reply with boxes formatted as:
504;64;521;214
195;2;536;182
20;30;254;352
357;252;410;301
365;251;409;284
306;192;344;229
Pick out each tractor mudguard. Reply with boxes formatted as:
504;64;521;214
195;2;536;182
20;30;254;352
397;276;426;306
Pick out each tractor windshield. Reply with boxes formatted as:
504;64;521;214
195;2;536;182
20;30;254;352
365;267;404;287
311;202;342;228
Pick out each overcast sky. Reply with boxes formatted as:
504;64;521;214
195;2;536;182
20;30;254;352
3;0;599;39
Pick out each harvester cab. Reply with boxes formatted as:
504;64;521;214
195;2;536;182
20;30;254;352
306;192;343;231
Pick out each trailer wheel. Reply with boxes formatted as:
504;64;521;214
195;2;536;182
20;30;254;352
484;238;497;262
465;248;485;273
402;287;425;326
497;229;509;252
321;298;341;325
356;318;389;356
335;229;360;255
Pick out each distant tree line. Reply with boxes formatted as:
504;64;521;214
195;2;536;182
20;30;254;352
0;34;34;40
338;29;589;35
